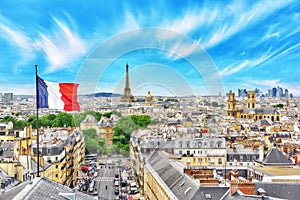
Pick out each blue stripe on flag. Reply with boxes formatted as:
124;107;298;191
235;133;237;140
37;76;49;108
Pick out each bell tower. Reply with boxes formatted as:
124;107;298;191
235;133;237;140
246;91;256;108
227;90;237;117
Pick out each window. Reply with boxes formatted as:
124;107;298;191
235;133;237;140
240;155;243;161
218;158;222;165
179;142;182;148
187;150;190;155
198;142;202;147
55;157;58;161
179;150;182;155
47;148;51;155
187;142;190;148
55;174;58;178
198;158;202;163
56;165;58;169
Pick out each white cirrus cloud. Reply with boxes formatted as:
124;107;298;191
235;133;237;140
34;17;88;72
220;40;300;77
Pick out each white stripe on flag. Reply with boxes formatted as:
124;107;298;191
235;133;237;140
44;81;64;110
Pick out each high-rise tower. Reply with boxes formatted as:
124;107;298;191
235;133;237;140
120;63;135;102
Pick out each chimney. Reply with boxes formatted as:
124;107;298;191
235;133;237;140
230;179;254;195
230;169;238;181
259;145;264;161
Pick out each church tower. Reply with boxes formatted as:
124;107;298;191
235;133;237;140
120;63;135;102
246;91;256;108
145;89;153;106
227;90;237;117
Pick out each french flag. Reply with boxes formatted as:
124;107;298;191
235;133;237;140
37;76;80;111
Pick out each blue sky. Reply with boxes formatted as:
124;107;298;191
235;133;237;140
0;0;300;96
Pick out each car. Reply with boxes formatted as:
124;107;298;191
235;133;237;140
115;188;119;195
114;180;119;187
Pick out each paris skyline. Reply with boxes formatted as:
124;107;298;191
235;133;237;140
0;0;300;96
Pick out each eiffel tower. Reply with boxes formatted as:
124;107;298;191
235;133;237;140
120;63;135;102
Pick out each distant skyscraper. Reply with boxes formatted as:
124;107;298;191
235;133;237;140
285;89;289;98
268;89;272;97
3;93;13;104
238;89;247;98
0;92;2;102
254;88;261;97
277;86;283;97
272;87;277;97
120;63;135;102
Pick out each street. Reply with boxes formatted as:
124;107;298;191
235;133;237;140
95;165;118;200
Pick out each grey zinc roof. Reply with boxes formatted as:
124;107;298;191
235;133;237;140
254;182;300;200
141;138;175;149
253;119;273;126
0;141;14;158
242;108;278;115
0;181;30;200
261;147;293;166
192;186;230;200
81;114;98;124
147;150;199;200
175;137;226;149
30;158;51;174
12;177;96;200
146;150;230;200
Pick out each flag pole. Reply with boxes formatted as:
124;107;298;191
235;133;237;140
35;64;40;177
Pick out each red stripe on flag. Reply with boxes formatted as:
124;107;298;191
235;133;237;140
59;83;80;111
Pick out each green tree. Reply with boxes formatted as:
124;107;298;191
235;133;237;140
103;112;112;118
111;110;121;117
274;103;284;108
95;112;102;121
83;128;107;154
212;102;219;107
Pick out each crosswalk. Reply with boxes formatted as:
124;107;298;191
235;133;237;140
94;177;115;182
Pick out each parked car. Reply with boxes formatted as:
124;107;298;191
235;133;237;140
115;188;119;195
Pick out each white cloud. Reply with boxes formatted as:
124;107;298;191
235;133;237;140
34;17;88;72
0;23;31;51
0;84;34;95
249;79;280;87
202;0;293;48
166;6;218;34
220;40;300;77
220;53;271;76
265;32;280;39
